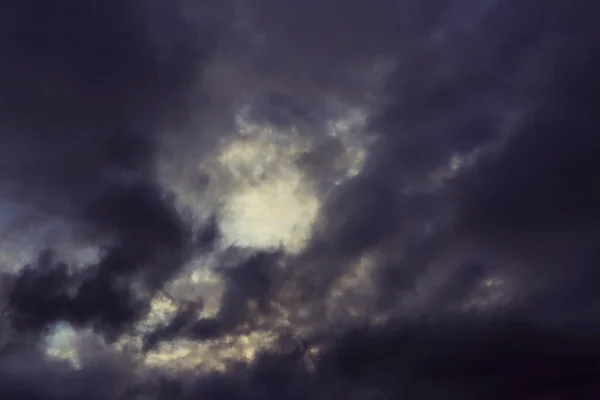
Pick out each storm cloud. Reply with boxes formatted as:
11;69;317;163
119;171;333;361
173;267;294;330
1;0;600;399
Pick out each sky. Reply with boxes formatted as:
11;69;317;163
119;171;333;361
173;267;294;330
1;0;600;399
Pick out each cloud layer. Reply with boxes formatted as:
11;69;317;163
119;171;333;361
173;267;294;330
1;0;600;399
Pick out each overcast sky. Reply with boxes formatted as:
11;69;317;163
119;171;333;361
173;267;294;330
1;1;600;399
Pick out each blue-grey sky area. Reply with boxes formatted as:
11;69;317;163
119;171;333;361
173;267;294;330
0;201;17;226
1;1;600;399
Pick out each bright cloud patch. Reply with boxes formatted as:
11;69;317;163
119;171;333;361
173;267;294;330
219;175;319;254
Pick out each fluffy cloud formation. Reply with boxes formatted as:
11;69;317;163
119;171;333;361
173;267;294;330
1;0;600;399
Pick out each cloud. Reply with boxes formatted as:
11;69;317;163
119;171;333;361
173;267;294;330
0;0;218;342
2;0;600;399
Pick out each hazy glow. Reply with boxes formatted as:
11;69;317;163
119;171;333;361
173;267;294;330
215;120;319;254
44;323;81;368
137;294;180;334
220;176;319;254
144;330;278;373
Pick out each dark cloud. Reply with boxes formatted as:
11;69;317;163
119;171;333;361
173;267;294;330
451;2;600;318
0;0;217;214
5;198;217;339
2;0;600;399
0;0;218;340
10;312;600;400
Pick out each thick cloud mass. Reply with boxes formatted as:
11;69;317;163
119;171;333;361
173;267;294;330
1;0;600;399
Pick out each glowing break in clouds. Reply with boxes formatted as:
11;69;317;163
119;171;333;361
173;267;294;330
213;103;369;255
216;133;319;254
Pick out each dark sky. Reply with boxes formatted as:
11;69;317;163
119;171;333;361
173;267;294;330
1;1;600;399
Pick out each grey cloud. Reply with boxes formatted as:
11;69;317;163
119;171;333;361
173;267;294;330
2;0;600;399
